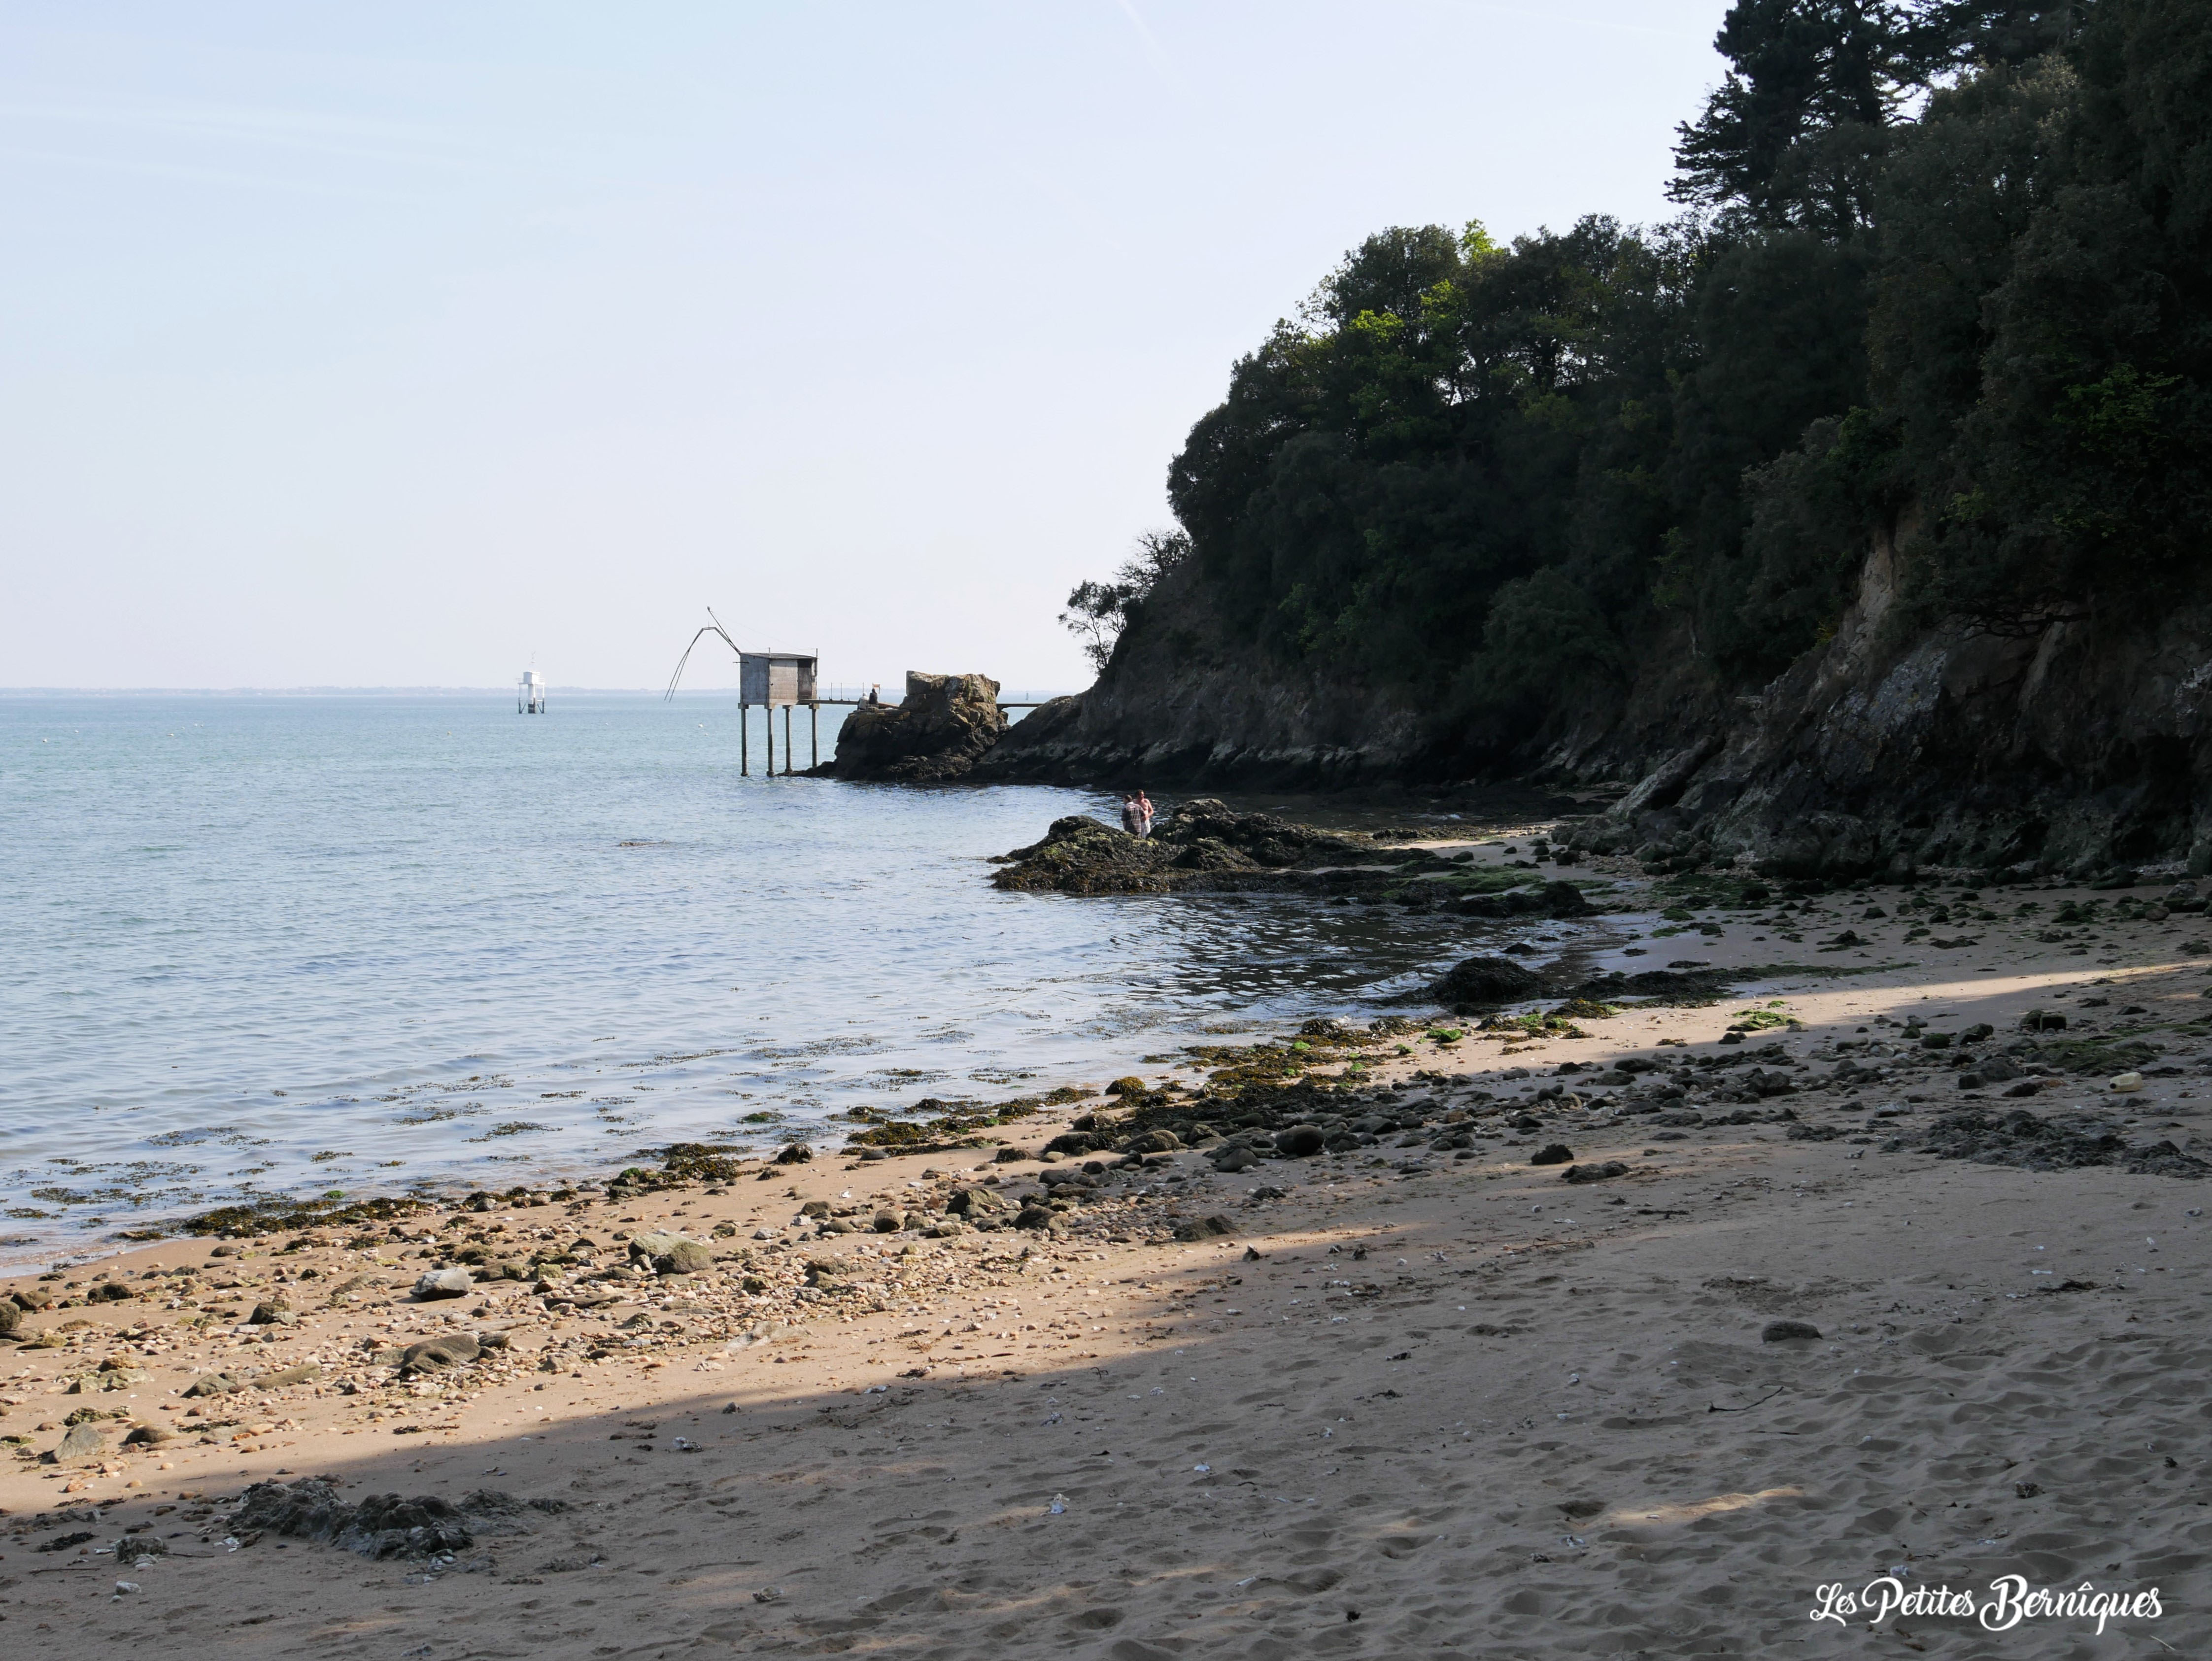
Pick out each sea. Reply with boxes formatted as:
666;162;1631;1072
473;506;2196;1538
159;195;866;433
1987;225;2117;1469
0;691;1489;1269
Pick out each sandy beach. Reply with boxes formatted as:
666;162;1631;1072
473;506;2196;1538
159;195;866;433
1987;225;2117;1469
5;845;2209;1657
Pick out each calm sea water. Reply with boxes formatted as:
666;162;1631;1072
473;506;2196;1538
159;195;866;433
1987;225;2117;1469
0;692;1481;1267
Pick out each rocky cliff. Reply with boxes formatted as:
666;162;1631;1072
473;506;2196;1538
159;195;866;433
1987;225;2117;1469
981;532;2212;881
975;562;1429;790
1563;534;2212;881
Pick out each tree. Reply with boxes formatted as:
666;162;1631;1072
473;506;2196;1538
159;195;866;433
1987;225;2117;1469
1668;1;2066;237
1058;528;1193;675
1670;0;1909;236
1126;0;2211;769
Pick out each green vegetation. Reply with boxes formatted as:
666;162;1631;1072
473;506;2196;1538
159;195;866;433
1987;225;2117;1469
1086;1;2208;763
1728;1003;1799;1032
178;1192;436;1238
842;1095;1048;1152
1481;1012;1591;1040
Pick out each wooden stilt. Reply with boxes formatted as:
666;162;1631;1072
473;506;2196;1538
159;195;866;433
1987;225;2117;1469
741;702;749;776
810;704;818;771
783;705;794;775
766;703;775;776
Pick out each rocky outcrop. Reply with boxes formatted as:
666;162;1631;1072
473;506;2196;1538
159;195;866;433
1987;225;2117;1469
822;673;1007;782
989;798;1379;894
1565;532;2212;881
977;508;2212;875
974;562;1427;789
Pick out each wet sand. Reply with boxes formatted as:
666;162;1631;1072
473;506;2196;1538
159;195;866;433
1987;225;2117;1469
4;859;2210;1657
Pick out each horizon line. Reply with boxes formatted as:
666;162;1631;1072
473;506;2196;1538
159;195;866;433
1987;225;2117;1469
0;684;1077;696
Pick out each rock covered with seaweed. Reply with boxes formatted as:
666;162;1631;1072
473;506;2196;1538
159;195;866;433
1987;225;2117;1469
988;798;1383;893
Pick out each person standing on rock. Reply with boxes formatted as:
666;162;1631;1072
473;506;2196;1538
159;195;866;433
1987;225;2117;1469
1135;789;1155;838
1119;793;1140;834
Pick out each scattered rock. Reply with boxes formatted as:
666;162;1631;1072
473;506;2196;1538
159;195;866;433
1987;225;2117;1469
1560;1161;1630;1184
628;1232;714;1275
1957;1055;2023;1088
1273;1125;1326;1158
1528;1144;1575;1166
1172;1215;1237;1241
248;1300;296;1325
254;1363;323;1389
1917;1107;2211;1178
413;1267;475;1300
1761;1320;1822;1342
398;1335;482;1375
42;1423;105;1464
231;1476;550;1559
184;1372;244;1398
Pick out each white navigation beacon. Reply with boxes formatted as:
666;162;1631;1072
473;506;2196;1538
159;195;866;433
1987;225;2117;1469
517;670;547;714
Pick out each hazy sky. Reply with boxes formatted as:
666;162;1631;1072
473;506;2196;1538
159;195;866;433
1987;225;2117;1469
0;1;1730;692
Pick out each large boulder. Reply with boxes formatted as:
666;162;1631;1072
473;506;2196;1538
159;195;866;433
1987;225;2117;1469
824;673;1007;782
1424;956;1548;1010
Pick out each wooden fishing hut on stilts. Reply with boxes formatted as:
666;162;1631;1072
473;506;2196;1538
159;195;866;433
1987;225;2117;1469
665;610;1044;775
737;650;818;776
665;611;839;775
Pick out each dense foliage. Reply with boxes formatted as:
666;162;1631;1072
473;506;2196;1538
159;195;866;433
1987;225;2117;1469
1126;0;2210;751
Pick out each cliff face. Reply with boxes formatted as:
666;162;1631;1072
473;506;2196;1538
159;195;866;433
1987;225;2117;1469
985;536;2212;878
1575;534;2212;879
976;564;1428;789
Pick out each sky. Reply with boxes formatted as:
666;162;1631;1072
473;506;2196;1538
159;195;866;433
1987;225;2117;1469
0;1;1733;692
